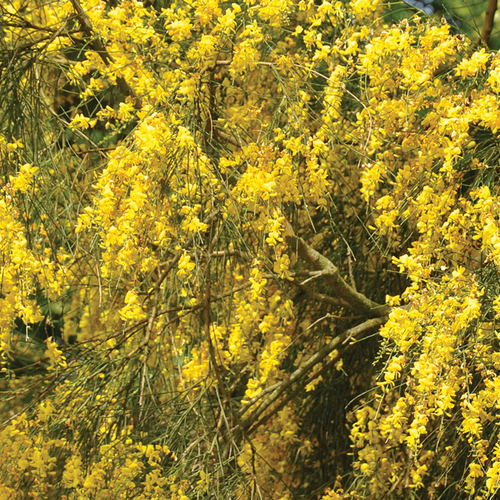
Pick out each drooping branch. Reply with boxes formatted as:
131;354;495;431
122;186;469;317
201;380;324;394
70;0;142;108
239;315;388;433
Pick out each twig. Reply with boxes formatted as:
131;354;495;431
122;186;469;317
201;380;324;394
347;247;357;292
155;252;181;290
210;249;250;259
198;59;231;79
137;303;156;406
215;128;248;148
73;146;117;156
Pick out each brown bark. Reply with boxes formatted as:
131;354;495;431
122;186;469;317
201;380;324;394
478;0;498;48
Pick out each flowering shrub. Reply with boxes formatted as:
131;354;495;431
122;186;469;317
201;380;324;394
1;0;500;498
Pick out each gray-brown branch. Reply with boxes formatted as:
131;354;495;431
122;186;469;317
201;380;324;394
478;0;498;48
285;221;391;317
239;315;388;432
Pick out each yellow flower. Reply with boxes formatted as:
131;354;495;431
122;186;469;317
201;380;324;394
456;48;490;77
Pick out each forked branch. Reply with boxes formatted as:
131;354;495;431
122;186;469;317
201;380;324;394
285;220;391;317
